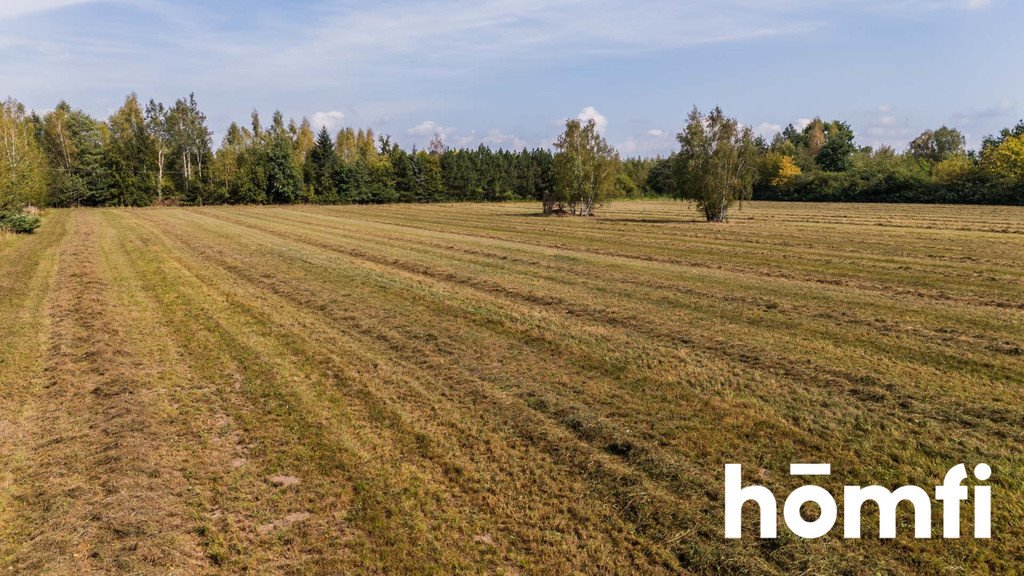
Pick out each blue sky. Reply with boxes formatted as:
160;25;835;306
0;0;1020;155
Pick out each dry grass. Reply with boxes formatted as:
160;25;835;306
0;201;1021;574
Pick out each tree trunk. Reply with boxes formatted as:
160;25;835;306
57;124;72;170
156;149;164;202
705;206;727;222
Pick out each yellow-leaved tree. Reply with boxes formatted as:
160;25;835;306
0;98;48;212
982;134;1024;182
932;154;974;187
772;154;802;187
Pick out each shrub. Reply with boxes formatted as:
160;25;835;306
0;211;42;234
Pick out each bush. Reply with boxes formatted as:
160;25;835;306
754;167;1024;205
0;211;42;234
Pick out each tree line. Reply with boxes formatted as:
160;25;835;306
0;94;569;211
1;93;1023;228
752;119;1024;205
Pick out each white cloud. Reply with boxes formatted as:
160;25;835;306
409;120;444;136
311;110;345;132
949;98;1016;148
448;131;479;148
952;98;1014;126
0;0;98;20
753;122;783;138
859;105;919;149
407;120;459;147
0;0;1005;153
794;118;813;131
576;106;608;132
481;129;528;150
404;125;527;150
617;128;675;156
265;0;989;82
295;1;820;64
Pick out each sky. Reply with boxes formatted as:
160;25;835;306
0;0;1020;156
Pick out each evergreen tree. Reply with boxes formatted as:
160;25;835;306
305;126;338;202
105;93;153;206
415;150;444;202
265;112;302;203
390;146;417;202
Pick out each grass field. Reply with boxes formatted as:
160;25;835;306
0;200;1021;575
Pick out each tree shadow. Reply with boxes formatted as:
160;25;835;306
508;212;558;218
611;218;704;225
503;213;702;224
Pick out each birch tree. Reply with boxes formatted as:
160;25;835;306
167;93;212;202
675;107;758;222
550;118;619;216
0;98;48;211
145;99;171;202
40;102;107;206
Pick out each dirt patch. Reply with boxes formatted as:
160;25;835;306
267;475;302;488
473;534;495;546
256;512;312;536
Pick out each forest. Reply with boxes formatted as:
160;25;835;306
2;93;1023;220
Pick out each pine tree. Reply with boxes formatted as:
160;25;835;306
106;93;153;206
416;150;444;202
305;126;338;202
265;112;302;203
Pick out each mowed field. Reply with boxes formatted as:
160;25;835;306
0;200;1022;575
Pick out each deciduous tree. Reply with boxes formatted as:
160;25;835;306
39;102;107;206
675;106;758;222
982;133;1024;182
167;93;212;203
0;98;48;211
908;127;966;163
106;93;153;206
145;99;171;202
550;118;619;216
815;121;856;172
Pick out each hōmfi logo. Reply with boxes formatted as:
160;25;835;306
724;463;991;539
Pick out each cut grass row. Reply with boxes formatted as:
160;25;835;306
1;201;1021;574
